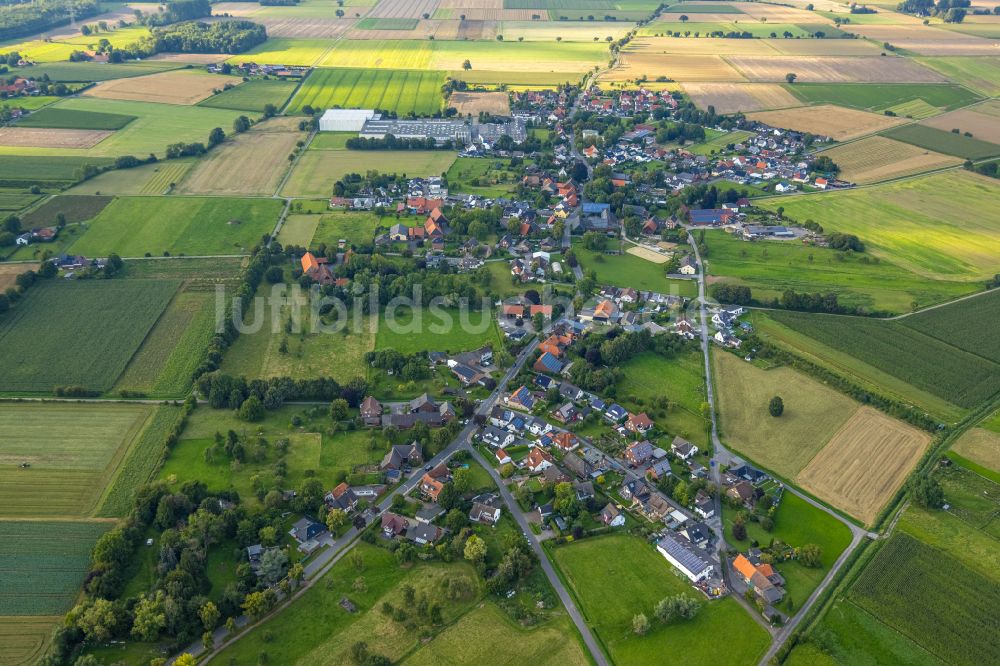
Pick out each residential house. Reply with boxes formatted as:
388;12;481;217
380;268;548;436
563;451;593;479
289;517;326;544
301;251;334;285
678;255;698;275
573;480;595;501
482;425;515;448
682;522;711;549
552;432;580;453
626;412;654;435
694;490;715;519
380;442;423;471
647;459;673;481
407;523;445;545
642;494;672;521
534;351;564;374
559;383;584;402
733;554;785;604
495;448;512;465
541;465;571;486
726;480;755;508
656;534;715;583
620;478;650;503
625;440;653;467
325;482;358;512
551;402;579;424
671;436;698;461
605;403;628;423
415;503;444;524
601;503;626;527
506;385;535;411
525;447;555;473
381;512;410;538
469;496;502;524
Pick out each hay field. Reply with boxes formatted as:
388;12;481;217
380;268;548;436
85;70;243;105
496;20;633;41
0;616;58;666
178;118;303;196
0;127;111;148
917;56;1000;96
368;0;440;18
730;1;817;21
67;159;194;195
448;91;511;115
952;427;1000;473
919;101;1000;144
626;245;668;263
729;55;947;83
797;406;931;525
683;82;800;113
625;36;780;55
850;24;1000;55
0;264;37;291
747;104;905;140
712;350;858;479
818;136;962;184
605;52;746;82
763;38;883;55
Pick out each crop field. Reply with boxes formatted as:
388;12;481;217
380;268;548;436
283;149;456;197
67;159;195;195
0;616;60;666
758;171;1000;281
619;36;780;56
0;127;112;149
883;123;1000;160
2;26;151;63
902;289;1000;364
0;521;111;615
0;155;113;187
287;67;446;115
0;190;40;211
817;136;962;184
448;68;578;87
797;407;931;525
762;39;883;55
227;38;334;66
0;280;179;394
21;195;112;227
917;56;1000;96
712;350;858;479
16;108;137;130
605;51;747;82
746;104;904;140
259;16;354;39
782;82;983;114
682;82;800;113
70;196;283;257
850;533;1000;666
9;61;182;82
0;403;158;517
97;406;180;517
643;21;815;38
448;91;511;115
84;69;243;106
179;118;304;196
0;263;36;292
276;213;321;247
768;309;1000;410
918;101;1000;145
552;535;770;665
357;17;420;29
952;426;1000;475
198;79;300;112
849;24;1000;55
728;56;946;83
702;230;975;314
377;308;501;354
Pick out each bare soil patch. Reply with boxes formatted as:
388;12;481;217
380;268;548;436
728;55;947;82
797;406;931;526
819;136;962;184
448;91;510;115
682;82;800;113
747;104;905;140
0;127;112;148
626;245;668;263
85;70;241;105
919;101;1000;144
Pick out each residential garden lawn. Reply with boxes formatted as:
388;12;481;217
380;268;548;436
0;279;178;394
212;543;488;663
0;98;246;159
882;123;1000;160
723;491;853;608
282;149;456;197
0;616;61;666
66;159;196;195
0;403;162;518
311;210;381;248
0;520;112;615
69;196;283;256
405;603;589;665
573;239;692;293
113;290;218;397
446;157;523;197
287;67;446;115
16;107;137;130
552;534;770;665
616;349;710;446
198;78;300;112
702;229;978;314
712;349;858;480
752;311;968;423
764;308;1000;411
782;82;982;113
789;598;944;666
219;297;375;383
376;307;503;354
916;56;1000;96
757;171;1000;282
276;213;322;247
687;129;754;156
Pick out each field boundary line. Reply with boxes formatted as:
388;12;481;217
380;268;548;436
274;126;317;198
90;403;157;515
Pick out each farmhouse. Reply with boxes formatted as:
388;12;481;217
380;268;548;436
380;442;423;472
656;533;715;583
733;554;785;604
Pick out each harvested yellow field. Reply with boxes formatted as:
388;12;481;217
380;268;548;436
763;38;883;56
448;91;510;115
626;244;668;263
919;101;1000;144
712;350;858;479
85;70;242;105
728;55;947;82
0;127;111;148
682;82;800;113
178;117;304;195
0;616;59;666
438;0;500;7
368;0;439;18
747;104;906;140
629;36;779;56
818;136;962;184
0;263;37;291
731;1;818;21
605;51;746;82
952;427;1000;473
797;406;932;526
850;24;1000;55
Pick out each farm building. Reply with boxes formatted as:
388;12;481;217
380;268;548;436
320;109;377;132
656;533;715;583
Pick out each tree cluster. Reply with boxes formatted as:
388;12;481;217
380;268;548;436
0;0;101;42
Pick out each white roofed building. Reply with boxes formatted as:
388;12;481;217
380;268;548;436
320;109;377;132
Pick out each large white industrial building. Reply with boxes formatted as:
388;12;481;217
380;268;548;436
319;109;377;132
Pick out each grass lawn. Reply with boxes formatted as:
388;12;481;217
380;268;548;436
220;296;375;383
722;491;852;606
702;229;977;314
446;157;523;197
282;149;456;197
198;78;299;112
757;171;1000;282
376;307;502;355
311;210;381;248
276;213;321;247
69;196;282;257
573;239;696;294
687;129;754;156
712;349;858;479
616;350;710;447
552;534;770;665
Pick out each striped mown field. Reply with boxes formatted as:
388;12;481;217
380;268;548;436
286;67;446;115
